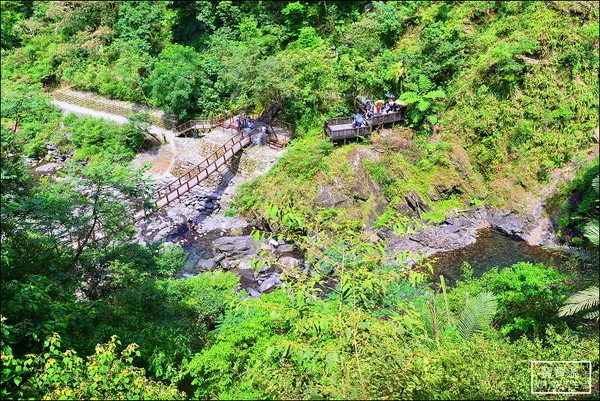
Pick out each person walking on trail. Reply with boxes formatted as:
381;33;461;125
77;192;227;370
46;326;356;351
187;219;197;231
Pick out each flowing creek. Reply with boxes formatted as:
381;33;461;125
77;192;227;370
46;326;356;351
428;228;569;286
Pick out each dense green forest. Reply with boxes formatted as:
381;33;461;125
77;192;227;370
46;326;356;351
1;1;599;399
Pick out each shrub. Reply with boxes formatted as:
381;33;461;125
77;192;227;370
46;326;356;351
448;262;572;340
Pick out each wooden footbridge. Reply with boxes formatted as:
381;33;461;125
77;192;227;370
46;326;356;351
174;113;248;136
64;110;294;247
324;106;407;141
153;132;251;208
66;129;255;247
137;113;294;217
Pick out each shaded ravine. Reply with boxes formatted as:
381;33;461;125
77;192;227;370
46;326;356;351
49;98;588;295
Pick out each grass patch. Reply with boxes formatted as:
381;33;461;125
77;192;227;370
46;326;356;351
421;210;447;222
422;197;464;222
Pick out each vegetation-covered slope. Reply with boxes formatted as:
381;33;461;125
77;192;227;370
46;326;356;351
233;0;598;231
1;1;599;400
4;1;597;230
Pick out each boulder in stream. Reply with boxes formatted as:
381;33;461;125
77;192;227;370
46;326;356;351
237;258;253;270
258;277;278;293
35;162;60;173
277;243;296;253
277;256;301;269
195;258;217;271
213;235;259;258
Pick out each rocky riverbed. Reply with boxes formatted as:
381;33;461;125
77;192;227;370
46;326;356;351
25;132;566;297
36;98;295;297
38;97;584;298
130;139;295;296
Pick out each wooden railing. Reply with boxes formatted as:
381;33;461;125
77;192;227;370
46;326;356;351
266;136;288;149
324;107;406;140
175;109;263;137
271;118;295;135
144;111;295;218
151;132;252;209
175;113;231;136
324;116;354;126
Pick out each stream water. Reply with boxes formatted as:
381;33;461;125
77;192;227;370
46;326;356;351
167;225;256;276
429;228;569;286
170;225;570;293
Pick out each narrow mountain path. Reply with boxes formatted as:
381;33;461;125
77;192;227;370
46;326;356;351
51;99;178;178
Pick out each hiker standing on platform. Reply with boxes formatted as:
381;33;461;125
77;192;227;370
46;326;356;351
352;113;365;128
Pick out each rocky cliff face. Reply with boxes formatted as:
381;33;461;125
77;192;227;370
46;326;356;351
315;147;388;227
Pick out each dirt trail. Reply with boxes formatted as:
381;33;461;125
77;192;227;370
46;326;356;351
52;100;177;178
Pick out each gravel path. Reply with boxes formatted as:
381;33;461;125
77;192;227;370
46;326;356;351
52;100;130;124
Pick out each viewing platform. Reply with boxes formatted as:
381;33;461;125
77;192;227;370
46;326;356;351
324;107;407;141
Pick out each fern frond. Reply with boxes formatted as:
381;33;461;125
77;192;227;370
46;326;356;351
456;291;497;339
544;245;595;263
417;99;431;111
399;92;420;105
423;90;446;99
418;74;432;92
558;286;599;320
583;221;599;247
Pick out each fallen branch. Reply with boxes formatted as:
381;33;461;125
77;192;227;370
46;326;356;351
516;55;549;64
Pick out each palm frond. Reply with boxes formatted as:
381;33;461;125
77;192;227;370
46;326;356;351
558;286;599;321
592;174;598;194
456;291;497;339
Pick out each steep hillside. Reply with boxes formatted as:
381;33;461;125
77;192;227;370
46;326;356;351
233;1;599;235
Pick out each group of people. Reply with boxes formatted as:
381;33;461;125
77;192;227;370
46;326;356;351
237;116;255;131
351;94;402;128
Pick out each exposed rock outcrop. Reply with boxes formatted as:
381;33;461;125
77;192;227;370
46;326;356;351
317;184;352;208
383;206;561;264
315;147;388;227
